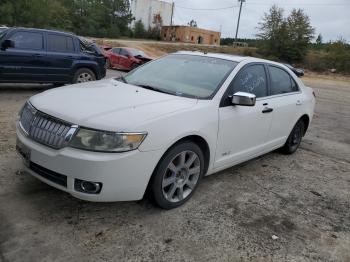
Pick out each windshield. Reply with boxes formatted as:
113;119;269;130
0;29;8;39
123;54;237;98
129;49;146;57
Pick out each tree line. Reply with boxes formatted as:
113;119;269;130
0;0;133;38
1;1;348;72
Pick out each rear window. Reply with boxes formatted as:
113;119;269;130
9;31;43;50
79;37;102;55
47;34;75;52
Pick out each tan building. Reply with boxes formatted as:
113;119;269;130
161;26;221;46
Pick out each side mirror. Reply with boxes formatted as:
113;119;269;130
1;39;14;50
231;92;256;106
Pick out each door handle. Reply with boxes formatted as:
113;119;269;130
32;54;43;57
262;107;273;113
296;100;302;106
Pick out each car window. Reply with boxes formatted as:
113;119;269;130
269;66;298;95
129;49;146;57
232;64;268;98
120;49;129;57
0;29;8;39
291;77;299;92
112;48;120;54
124;54;237;99
9;31;43;50
47;34;75;52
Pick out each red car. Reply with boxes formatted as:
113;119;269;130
101;46;152;71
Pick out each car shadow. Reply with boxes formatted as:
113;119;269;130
18;150;280;221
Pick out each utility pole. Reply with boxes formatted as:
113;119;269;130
170;1;175;26
234;0;245;43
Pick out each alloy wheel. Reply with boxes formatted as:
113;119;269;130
162;150;201;203
77;72;93;83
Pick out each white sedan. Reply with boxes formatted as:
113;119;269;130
16;52;315;209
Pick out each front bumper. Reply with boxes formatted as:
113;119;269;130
16;125;163;202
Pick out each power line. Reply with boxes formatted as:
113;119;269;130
176;5;237;11
246;2;350;6
176;2;350;10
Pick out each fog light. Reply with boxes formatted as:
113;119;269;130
74;179;102;194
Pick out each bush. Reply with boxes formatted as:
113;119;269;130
303;40;350;73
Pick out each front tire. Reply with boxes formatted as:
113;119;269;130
73;68;96;84
280;119;305;154
150;142;205;209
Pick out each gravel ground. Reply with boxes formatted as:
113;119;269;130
0;71;349;262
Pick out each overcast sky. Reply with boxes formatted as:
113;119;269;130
166;0;350;42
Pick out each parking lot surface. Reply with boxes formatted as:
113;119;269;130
0;71;349;261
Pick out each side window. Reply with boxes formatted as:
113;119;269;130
9;31;43;50
269;66;297;95
47;34;75;52
232;64;268;98
291;77;299;92
112;48;120;54
120;49;129;57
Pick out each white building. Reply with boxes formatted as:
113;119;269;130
130;0;173;29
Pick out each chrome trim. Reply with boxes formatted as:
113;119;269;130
256;91;302;101
64;125;79;144
18;120;29;136
19;102;79;150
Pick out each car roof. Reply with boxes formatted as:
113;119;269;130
9;27;75;37
174;51;290;68
119;47;141;51
175;51;248;62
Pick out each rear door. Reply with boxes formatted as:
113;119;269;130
264;65;303;147
109;48;120;67
119;48;132;69
45;33;77;83
215;63;273;169
0;30;46;82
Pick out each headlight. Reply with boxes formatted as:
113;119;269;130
69;128;147;152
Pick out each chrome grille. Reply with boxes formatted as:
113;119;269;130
19;102;77;149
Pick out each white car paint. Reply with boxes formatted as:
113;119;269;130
16;52;315;202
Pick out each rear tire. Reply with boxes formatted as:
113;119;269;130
150;142;205;209
106;59;111;69
73;68;96;84
280;119;305;154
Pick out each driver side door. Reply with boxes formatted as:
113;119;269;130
0;30;46;82
214;63;273;170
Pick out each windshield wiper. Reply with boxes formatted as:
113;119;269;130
135;84;177;96
116;76;128;83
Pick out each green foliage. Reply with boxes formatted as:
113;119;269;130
133;20;146;38
316;34;323;45
188;20;197;28
220;38;262;47
257;5;314;63
0;0;133;38
303;38;350;73
133;19;161;40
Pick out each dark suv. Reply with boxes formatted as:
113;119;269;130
0;28;106;85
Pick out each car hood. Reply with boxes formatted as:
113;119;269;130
29;79;197;131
